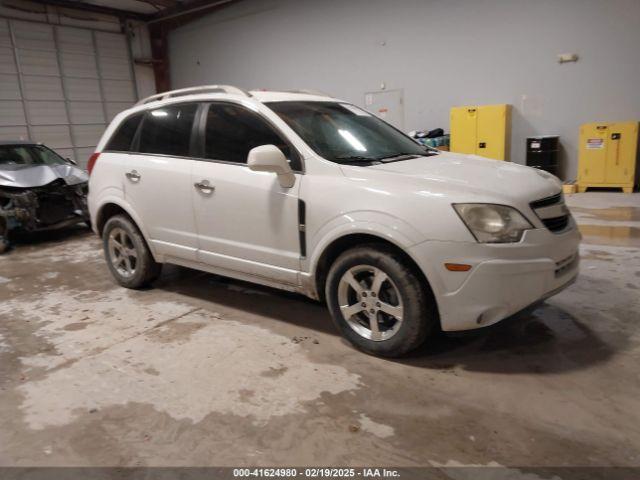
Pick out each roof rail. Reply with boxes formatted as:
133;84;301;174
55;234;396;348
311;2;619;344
252;88;331;97
283;88;330;96
136;85;251;106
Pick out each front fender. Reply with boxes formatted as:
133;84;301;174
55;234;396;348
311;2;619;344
301;210;427;297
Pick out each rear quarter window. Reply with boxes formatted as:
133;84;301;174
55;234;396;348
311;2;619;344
138;104;198;157
105;113;143;152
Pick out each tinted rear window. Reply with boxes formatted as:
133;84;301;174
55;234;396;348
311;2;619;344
138;104;198;157
106;114;143;152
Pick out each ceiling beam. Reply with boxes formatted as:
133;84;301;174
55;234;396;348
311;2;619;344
148;0;234;23
30;0;152;21
136;0;181;8
145;0;237;94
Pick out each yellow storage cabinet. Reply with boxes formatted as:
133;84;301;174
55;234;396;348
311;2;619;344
450;106;478;155
450;104;511;161
577;121;638;193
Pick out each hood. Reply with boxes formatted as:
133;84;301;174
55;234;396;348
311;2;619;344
0;163;88;188
345;152;562;202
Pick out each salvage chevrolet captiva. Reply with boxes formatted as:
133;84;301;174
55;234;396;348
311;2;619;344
88;85;580;357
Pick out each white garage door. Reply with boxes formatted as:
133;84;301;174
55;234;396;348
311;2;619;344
0;18;137;167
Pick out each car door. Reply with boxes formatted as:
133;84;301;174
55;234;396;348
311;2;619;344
191;101;302;286
123;103;200;261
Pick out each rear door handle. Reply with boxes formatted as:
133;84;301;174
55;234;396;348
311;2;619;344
194;179;215;195
125;170;141;182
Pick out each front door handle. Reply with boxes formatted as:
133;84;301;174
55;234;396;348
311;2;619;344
194;180;215;195
125;170;141;182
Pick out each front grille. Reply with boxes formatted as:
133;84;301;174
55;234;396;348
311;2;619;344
33;181;82;227
530;192;572;234
36;195;75;226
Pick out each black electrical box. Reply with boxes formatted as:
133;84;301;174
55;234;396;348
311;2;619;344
526;136;560;177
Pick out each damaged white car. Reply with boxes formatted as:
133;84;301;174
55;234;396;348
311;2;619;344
0;142;89;253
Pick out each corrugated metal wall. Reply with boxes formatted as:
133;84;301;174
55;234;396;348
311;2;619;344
0;17;138;167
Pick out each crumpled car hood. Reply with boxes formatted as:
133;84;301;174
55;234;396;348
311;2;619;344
0;164;88;188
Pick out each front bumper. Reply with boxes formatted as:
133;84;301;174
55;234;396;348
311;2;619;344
408;223;581;331
0;182;88;248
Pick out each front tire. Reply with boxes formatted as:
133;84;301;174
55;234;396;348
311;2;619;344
325;245;437;357
0;219;9;254
102;215;161;289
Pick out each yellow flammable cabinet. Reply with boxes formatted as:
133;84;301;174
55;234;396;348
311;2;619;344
450;104;511;161
577;121;639;193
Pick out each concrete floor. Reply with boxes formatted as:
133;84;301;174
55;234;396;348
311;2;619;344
0;192;638;468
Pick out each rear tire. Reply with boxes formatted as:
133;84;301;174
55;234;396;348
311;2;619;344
102;215;161;289
325;245;437;357
0;237;8;254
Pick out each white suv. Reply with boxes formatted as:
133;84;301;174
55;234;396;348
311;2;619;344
88;85;580;357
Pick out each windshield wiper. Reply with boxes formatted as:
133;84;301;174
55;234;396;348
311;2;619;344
377;150;439;162
377;152;418;161
334;155;379;164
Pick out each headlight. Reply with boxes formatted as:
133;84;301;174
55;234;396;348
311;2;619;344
453;204;533;243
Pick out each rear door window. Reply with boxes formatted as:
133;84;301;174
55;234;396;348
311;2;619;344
105;113;143;152
203;103;300;170
138;104;198;157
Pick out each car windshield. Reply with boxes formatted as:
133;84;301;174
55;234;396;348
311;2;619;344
0;145;68;167
266;101;435;164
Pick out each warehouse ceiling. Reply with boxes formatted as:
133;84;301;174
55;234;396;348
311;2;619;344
28;0;235;21
86;1;183;14
45;0;189;15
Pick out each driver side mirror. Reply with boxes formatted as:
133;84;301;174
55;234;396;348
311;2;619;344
247;145;296;188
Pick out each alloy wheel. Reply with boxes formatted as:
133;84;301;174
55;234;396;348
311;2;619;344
337;265;404;341
107;227;138;278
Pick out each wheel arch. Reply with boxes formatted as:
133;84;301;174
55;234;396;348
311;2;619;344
312;233;437;312
94;200;159;261
95;202;130;236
